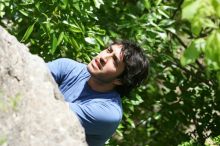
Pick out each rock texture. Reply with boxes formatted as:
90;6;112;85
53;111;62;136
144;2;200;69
0;26;87;146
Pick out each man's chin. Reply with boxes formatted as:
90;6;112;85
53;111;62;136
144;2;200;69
87;64;92;73
87;64;99;76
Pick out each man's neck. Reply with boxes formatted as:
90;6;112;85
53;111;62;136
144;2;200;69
87;77;115;93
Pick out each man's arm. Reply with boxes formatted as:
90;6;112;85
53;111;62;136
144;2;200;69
47;58;74;85
69;101;122;146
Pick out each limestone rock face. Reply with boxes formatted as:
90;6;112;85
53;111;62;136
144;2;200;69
0;26;87;146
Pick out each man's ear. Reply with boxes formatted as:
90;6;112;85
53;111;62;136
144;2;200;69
113;78;123;85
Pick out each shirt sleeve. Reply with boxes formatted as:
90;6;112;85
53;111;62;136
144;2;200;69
47;58;75;85
69;101;122;146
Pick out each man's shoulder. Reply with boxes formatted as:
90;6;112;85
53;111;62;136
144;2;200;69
70;92;122;143
55;58;88;74
75;90;123;121
85;94;123;122
56;58;86;66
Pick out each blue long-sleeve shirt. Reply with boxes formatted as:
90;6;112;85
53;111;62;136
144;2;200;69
47;58;123;146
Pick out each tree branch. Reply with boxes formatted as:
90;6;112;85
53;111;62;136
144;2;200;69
171;0;184;19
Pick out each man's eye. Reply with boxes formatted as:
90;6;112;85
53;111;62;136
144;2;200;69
107;47;112;53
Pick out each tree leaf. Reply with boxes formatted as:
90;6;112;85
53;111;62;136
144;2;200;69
157;9;169;18
95;36;104;46
93;0;104;9
181;39;204;66
85;37;96;45
60;0;68;9
57;32;64;46
212;0;220;17
51;34;58;54
191;19;202;36
63;20;82;33
144;0;151;9
21;21;36;42
181;0;201;20
205;30;220;70
70;37;80;50
19;9;29;17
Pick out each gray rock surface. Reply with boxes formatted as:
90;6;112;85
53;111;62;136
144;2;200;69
0;25;87;146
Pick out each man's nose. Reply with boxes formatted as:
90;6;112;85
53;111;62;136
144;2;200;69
100;57;107;66
100;53;112;65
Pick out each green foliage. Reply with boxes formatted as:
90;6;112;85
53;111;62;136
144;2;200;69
212;135;220;144
1;0;220;146
178;135;220;146
178;139;197;146
181;0;220;83
180;39;204;66
1;0;109;62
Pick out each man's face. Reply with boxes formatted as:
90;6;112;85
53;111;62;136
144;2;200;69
87;44;125;84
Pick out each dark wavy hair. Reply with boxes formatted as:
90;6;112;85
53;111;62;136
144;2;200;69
113;40;149;97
